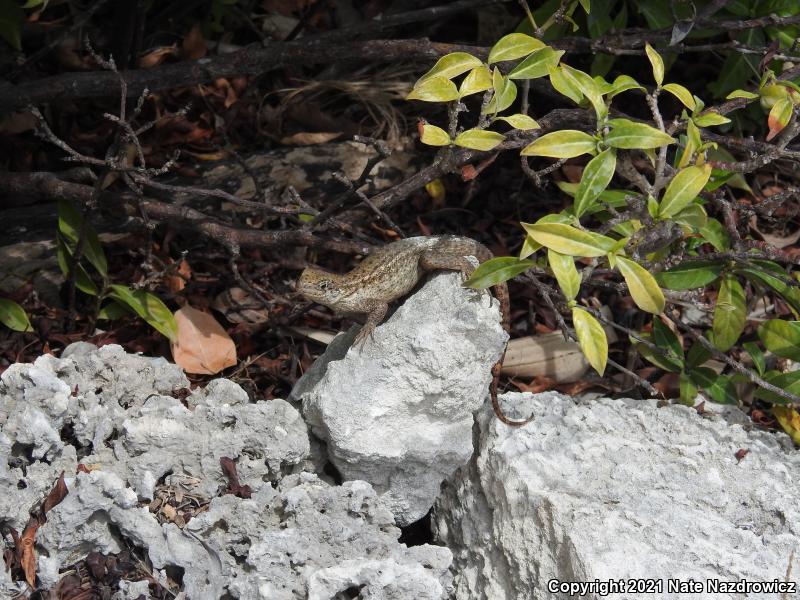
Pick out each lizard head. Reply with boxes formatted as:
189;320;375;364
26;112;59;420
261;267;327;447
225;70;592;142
296;267;343;307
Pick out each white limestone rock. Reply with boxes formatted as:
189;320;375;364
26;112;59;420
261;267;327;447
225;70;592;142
434;391;800;600
298;270;508;526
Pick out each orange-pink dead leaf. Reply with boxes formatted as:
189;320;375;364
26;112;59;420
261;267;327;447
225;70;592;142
280;131;342;145
138;45;179;69
171;305;237;374
182;24;207;60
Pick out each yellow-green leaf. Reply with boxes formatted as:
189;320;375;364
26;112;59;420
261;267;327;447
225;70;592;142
483;68;517;114
419;123;450;146
548;65;583;104
459;65;493;97
726;89;758;100
519;235;540;258
0;298;32;332
406;76;459;102
645;43;664;86
522;222;616;257
758;319;800;361
562;64;606;120
767;97;793;141
693;111;731;127
605;118;675;149
463;257;534;289
488;33;545;64
572;307;608;375
508;47;564;80
495;114;540;130
773;406;800;445
417;52;483;84
58;200;108;278
574;148;616;217
548;249;580;300
616;255;665;313
521;130;596;158
108;285;178;341
658;164;712;219
671;203;707;229
712;274;745;351
663;83;696;111
607;74;644;98
453;129;505;151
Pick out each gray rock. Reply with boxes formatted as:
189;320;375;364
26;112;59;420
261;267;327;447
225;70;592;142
434;392;800;600
299;270;507;526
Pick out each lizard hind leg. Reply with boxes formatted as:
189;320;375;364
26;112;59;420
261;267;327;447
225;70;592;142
419;251;477;279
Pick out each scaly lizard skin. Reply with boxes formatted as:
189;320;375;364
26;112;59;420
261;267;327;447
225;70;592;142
296;235;533;427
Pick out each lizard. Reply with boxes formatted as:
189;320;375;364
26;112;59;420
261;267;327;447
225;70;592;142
296;235;534;427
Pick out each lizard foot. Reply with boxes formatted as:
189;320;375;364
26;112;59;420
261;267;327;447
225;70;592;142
353;323;375;347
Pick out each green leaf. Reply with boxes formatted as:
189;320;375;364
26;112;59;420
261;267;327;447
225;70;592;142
658;164;712;219
459;65;493;97
561;64;607;120
712;274;746;352
0;0;23;51
662;83;696;111
453;129;504;151
548;249;580;300
572;307;608;375
693;111;731;127
548;64;583;104
108;285;178;341
645;43;664;86
738;264;800;315
417;52;483;84
758;319;800;361
97;300;132;320
483;69;517;114
754;371;800;405
58;200;108;278
615;255;665;314
488;33;546;63
679;372;698;405
509;47;565;80
0;298;32;332
767;97;793;141
495;114;540;130
605;119;675;149
406;77;460;102
419;123;450;146
696;223;727;256
56;237;99;296
574;149;616;217
653;318;683;366
522;222;616;257
742;341;765;376
688;367;738;405
521;130;597;158
463;257;534;289
635;332;682;372
726;89;758;100
655;260;723;290
672;203;707;230
686;341;711;369
607;74;644;98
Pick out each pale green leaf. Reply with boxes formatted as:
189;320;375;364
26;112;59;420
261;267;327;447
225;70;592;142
616;255;665;314
758;319;800;361
0;298;32;332
573;149;616;217
712;274;746;351
453;129;505;151
572;307;608;375
725;89;758;100
521;130;596;158
605;118;675;149
663;83;696;111
645;43;664;86
548;65;583;104
767;97;793;141
658;164;712;219
488;33;545;64
459;65;493;97
562;64;607;120
495;114;540;130
406;76;459;102
693;111;731;127
522;222;616;257
548;249;580;300
671;203;707;229
607;74;644;98
483;69;517;114
508;47;564;80
417;52;483;84
419;123;450;146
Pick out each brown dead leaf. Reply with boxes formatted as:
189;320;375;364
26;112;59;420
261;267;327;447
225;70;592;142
748;215;800;248
461;164;478;181
138;45;179;69
280;131;342;145
182;24;207;60
171;305;237;374
211;287;268;325
166;259;192;294
561;164;583;183
511;376;556;393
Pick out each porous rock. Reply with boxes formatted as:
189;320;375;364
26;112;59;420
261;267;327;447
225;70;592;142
434;391;800;600
298;270;508;526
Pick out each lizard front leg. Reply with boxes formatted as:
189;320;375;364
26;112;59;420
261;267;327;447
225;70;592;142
353;300;389;346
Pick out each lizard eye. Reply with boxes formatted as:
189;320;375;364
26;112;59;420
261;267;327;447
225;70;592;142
319;280;330;290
